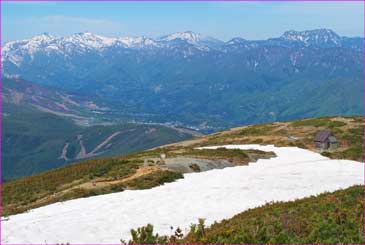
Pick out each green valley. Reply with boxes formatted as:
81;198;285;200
3;104;197;181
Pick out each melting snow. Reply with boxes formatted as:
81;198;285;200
2;145;363;244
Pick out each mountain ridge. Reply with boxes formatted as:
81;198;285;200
3;28;363;50
2;28;363;130
2;28;363;68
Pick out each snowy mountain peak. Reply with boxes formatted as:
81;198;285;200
31;33;56;42
2;29;361;69
63;32;117;48
227;37;247;45
118;36;158;48
160;31;203;43
281;29;342;46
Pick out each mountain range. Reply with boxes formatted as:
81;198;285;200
3;28;363;129
2;28;364;180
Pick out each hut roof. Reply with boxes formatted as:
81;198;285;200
314;130;332;142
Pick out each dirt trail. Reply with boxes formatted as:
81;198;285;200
78;166;161;189
32;166;162;207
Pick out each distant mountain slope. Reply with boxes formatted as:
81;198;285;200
3;106;197;181
2;29;363;130
2;77;110;125
3;78;199;181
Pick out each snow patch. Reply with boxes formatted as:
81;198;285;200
2;145;363;244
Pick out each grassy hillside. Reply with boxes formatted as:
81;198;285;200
3;116;363;216
3;103;197;181
194;116;364;162
123;185;364;244
183;186;364;244
3;104;79;180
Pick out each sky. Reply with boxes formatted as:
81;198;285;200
2;1;364;43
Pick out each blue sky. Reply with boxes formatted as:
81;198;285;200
2;1;364;43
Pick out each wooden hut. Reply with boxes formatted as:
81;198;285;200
314;130;337;150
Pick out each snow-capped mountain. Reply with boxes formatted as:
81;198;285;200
61;32;117;48
279;28;343;47
118;36;158;48
60;32;160;49
2;31;215;67
2;32;162;66
223;37;260;49
1;29;363;129
2;29;362;68
2;33;57;66
2;28;362;79
160;31;203;43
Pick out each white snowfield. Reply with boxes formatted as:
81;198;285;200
2;145;364;244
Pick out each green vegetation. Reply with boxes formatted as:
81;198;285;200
3;157;138;215
56;170;182;203
3;104;79;181
122;170;183;190
291;117;347;128
3;144;184;216
123;185;364;244
184;185;364;244
200;116;363;162
239;125;276;135
121;224;169;244
183;147;275;164
3;103;195;181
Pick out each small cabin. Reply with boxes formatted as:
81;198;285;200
313;130;337;150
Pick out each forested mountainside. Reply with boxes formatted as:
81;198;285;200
3;78;198;181
3;29;363;130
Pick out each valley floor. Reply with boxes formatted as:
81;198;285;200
2;145;363;244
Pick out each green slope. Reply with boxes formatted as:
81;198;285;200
3;103;196;181
3;104;79;181
182;186;364;244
